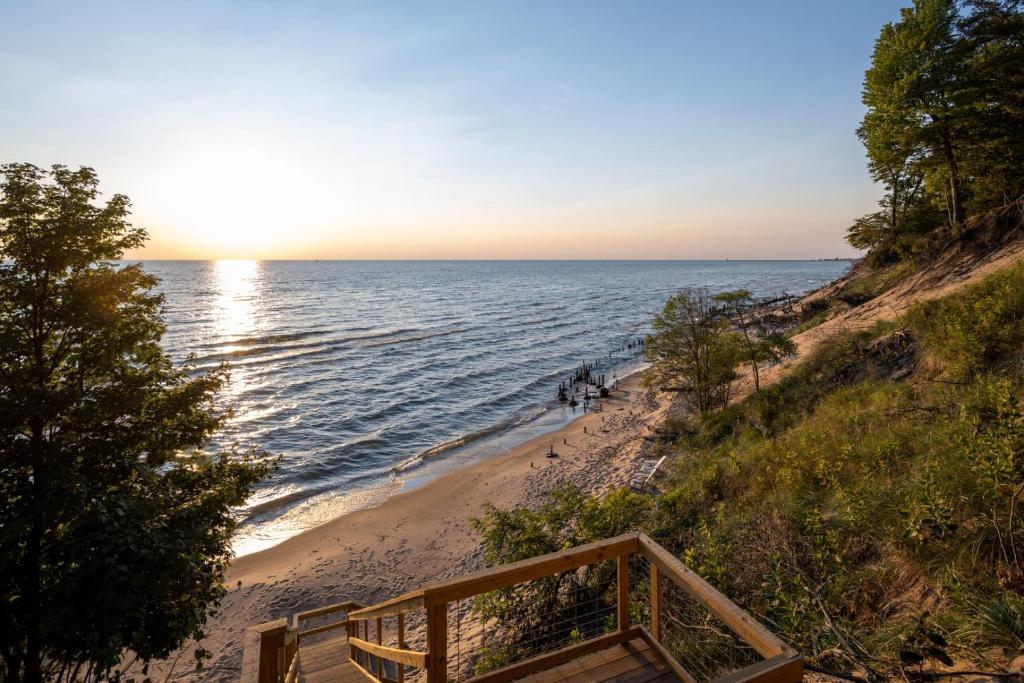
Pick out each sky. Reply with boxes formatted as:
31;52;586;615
0;1;907;260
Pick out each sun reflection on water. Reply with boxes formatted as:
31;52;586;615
212;259;261;411
214;259;259;342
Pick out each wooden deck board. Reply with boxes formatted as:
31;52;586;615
297;635;367;683
512;638;679;683
293;636;679;683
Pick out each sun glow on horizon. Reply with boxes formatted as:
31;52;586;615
139;138;339;258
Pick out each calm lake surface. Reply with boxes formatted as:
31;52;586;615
143;260;850;554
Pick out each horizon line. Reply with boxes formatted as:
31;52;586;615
122;256;860;263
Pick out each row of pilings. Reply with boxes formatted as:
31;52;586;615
556;336;645;409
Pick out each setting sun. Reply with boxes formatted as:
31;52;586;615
140;139;337;257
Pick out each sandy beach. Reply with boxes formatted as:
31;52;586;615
158;372;677;681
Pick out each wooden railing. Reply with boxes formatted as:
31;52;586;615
241;618;290;683
636;533;799;683
241;532;800;683
349;532;801;683
242;601;364;683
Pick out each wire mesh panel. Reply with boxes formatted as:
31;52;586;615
332;536;794;683
656;571;762;682
446;558;621;682
628;552;654;631
399;610;428;683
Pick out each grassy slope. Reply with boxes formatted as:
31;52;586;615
753;200;1024;400
646;259;1024;677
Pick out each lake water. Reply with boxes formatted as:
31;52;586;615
143;260;850;555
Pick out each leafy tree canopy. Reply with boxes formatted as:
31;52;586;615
644;289;743;413
713;290;796;392
852;0;1024;257
0;163;271;682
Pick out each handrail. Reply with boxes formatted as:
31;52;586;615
348;590;425;621
298;620;350;640
348;636;428;668
636;533;794;659
283;650;300;683
421;532;640;606
293;599;364;645
711;653;803;683
348;533;639;619
638;627;698;683
293;600;364;625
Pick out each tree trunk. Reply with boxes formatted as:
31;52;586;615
936;119;963;229
735;307;760;391
889;169;900;231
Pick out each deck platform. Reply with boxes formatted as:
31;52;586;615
510;638;678;683
293;635;679;683
296;636;364;683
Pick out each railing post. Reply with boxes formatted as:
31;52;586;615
284;626;298;675
617;554;630;631
347;619;356;664
397;612;406;683
363;620;370;670
240;618;289;683
376;616;384;680
650;564;661;641
427;602;448;683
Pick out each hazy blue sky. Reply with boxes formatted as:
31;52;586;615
0;1;906;259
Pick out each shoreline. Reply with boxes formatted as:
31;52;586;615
162;370;676;681
231;360;649;557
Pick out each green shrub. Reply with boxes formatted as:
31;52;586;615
908;262;1024;376
656;264;1024;670
469;485;653;674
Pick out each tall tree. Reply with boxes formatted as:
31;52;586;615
644;289;742;413
851;101;932;257
957;0;1024;208
0;164;270;682
861;0;967;231
713;290;796;392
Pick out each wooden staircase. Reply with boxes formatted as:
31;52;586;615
241;533;801;683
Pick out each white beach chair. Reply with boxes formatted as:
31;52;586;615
638;459;660;475
630;456;666;492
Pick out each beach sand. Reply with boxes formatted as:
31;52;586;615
154;372;677;681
